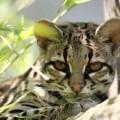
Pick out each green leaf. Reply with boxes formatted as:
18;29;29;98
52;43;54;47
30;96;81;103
63;0;92;9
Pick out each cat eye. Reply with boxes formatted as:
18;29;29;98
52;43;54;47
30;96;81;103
53;61;68;72
87;62;103;72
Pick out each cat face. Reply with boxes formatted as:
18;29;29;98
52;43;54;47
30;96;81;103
34;18;120;98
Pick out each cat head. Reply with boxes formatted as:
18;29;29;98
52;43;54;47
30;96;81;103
34;18;120;98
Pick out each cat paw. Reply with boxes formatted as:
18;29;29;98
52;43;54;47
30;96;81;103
64;102;83;115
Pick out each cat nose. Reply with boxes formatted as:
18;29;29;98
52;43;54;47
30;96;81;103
70;83;85;93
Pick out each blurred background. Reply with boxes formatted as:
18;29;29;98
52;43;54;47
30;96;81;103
20;0;103;23
0;0;104;80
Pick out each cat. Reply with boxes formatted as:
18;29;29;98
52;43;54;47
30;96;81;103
0;17;120;120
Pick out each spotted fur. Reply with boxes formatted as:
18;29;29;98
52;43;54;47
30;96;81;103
1;18;120;120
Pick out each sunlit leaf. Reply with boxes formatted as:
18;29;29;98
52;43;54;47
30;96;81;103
63;0;92;9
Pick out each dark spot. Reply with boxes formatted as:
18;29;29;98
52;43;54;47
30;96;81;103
47;102;58;106
89;83;96;89
103;37;112;43
101;80;108;84
32;119;39;120
94;92;107;101
86;32;91;39
90;87;95;90
46;79;54;83
84;73;89;79
64;33;68;39
63;45;69;62
48;91;63;98
21;112;27;116
104;82;111;85
21;103;38;108
68;32;72;39
65;71;71;80
13;117;18;120
24;67;33;78
33;98;41;104
40;116;46;120
9;109;23;113
49;109;54;114
88;49;93;61
50;117;55;120
42;99;58;106
36;84;44;88
96;53;100;57
27;92;37;98
87;86;90;89
90;83;96;88
64;103;69;110
33;72;37;77
108;67;113;74
34;109;40;114
57;53;61;56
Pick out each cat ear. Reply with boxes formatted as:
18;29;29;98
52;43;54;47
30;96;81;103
95;18;120;55
34;19;63;47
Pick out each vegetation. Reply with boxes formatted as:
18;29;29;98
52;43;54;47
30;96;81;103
0;0;92;81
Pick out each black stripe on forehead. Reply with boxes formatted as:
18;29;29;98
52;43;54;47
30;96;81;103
63;37;93;62
88;48;93;61
85;35;93;61
63;45;69;62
